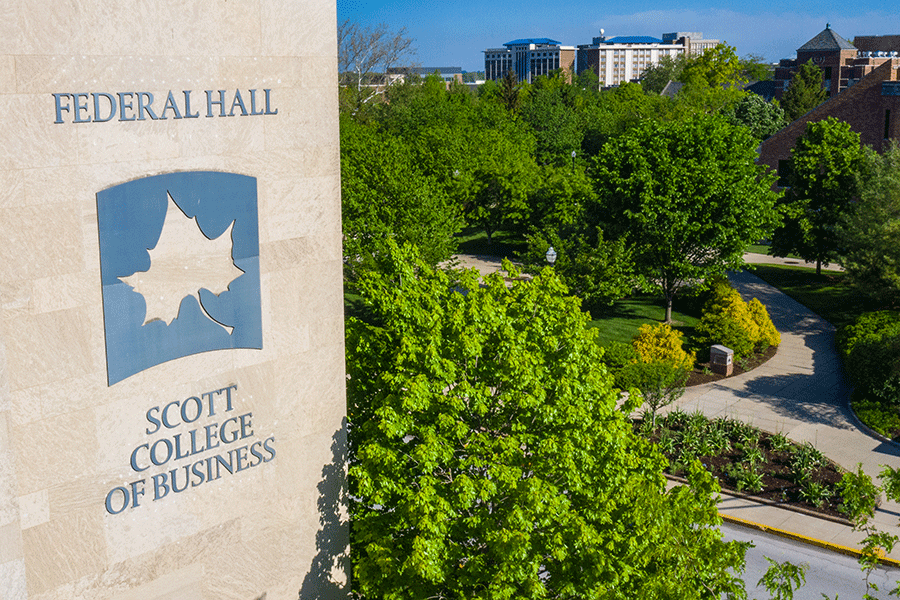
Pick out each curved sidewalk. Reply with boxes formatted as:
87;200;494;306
672;268;900;555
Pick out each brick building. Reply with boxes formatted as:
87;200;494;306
774;25;899;99
759;58;900;181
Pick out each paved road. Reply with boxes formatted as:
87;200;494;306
724;522;899;599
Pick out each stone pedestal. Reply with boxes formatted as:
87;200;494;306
710;344;734;376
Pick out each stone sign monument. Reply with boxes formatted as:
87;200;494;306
0;1;347;598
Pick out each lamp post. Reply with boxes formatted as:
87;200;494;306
545;246;557;266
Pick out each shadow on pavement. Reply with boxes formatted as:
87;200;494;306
725;270;856;429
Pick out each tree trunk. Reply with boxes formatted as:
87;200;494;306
665;297;673;324
816;259;822;276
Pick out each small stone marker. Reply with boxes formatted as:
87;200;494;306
710;344;734;376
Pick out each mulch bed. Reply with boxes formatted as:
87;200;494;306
635;415;849;521
686;345;779;387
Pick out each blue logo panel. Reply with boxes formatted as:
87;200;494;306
97;172;262;385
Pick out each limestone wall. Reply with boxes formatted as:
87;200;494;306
0;2;346;598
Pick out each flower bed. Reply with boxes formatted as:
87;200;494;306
635;409;848;520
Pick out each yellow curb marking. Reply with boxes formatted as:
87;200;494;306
720;513;900;568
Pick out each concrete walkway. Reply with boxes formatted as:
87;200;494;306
672;268;900;557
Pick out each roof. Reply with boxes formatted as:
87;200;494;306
603;36;664;45
798;25;855;51
744;80;778;101
660;81;683;98
504;38;561;47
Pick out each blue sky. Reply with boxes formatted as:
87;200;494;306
337;0;900;71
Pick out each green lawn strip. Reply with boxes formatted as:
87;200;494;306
745;243;803;259
747;264;880;330
588;295;701;347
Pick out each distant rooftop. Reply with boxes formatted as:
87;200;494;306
387;66;462;75
503;38;562;47
603;36;664;45
798;24;855;51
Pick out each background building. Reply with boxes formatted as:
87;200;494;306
484;38;576;83
662;31;720;55
760;58;900;182
387;66;464;84
774;25;900;99
576;31;719;88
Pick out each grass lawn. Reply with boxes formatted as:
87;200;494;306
747;264;882;330
746;243;801;260
588;295;701;347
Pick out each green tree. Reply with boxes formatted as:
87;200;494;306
339;115;464;276
771;117;865;274
574;66;600;93
347;243;750;599
740;53;773;82
465;127;539;242
375;76;539;243
839;142;900;303
678;43;746;89
640;54;685;94
591;114;781;322
520;166;643;309
520;74;582;166
499;68;522;113
728;93;787;139
781;61;828;121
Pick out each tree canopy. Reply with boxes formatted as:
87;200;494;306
781;61;828;122
590;114;781;321
840;142;900;302
346;243;749;599
678;43;746;90
771;117;865;274
728;93;787;140
340;115;464;276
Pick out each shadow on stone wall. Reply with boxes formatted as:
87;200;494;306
299;422;350;599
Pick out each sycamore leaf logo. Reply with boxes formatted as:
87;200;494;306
97;171;262;386
121;193;244;333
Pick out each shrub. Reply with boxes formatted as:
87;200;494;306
836;310;900;358
601;341;640;378
852;397;900;436
618;360;689;425
695;310;756;360
694;283;781;361
632;323;695;370
838;312;900;398
748;298;781;351
836;464;879;524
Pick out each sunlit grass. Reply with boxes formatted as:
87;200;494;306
587;295;701;347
